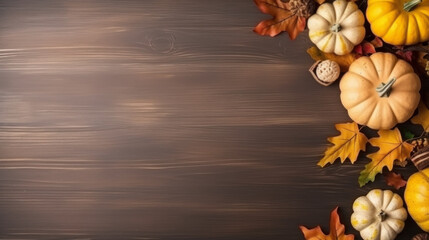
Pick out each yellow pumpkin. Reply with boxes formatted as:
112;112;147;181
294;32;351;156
340;52;421;130
308;0;365;55
404;168;429;232
366;0;429;46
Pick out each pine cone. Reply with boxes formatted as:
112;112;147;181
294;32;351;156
288;0;317;18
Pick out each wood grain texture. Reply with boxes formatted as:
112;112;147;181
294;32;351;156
0;0;422;239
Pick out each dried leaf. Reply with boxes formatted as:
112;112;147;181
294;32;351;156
318;122;368;167
353;41;376;56
395;50;413;63
411;102;429;132
314;0;327;3
384;172;407;190
300;207;354;240
253;0;306;40
370;37;383;48
358;128;414;187
307;46;358;72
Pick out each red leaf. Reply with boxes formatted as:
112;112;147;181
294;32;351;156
362;42;376;55
370;37;383;48
253;0;306;40
384;172;407;190
395;50;413;63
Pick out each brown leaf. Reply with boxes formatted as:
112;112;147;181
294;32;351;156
314;0;327;4
384;172;407;190
307;46;358;72
411;101;429;132
318;122;368;167
370;37;383;48
358;128;414;187
253;0;306;40
300;207;354;240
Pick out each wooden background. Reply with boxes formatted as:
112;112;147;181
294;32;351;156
0;0;424;239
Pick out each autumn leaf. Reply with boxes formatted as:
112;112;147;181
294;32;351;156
353;41;376;56
358;128;414;187
300;207;354;240
307;46;358;72
318;122;368;167
384;172;407;190
411;102;429;132
253;0;306;40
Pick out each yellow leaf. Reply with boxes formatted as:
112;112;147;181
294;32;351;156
318;122;367;167
411;102;429;132
358;128;414;187
307;46;358;72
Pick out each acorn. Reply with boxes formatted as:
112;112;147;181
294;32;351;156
309;60;341;86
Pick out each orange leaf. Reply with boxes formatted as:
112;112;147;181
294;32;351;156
318;122;368;167
253;0;306;40
307;46;358;72
300;207;354;240
411;102;429;132
384;172;407;190
314;0;327;4
358;128;414;187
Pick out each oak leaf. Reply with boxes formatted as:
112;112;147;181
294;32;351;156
300;207;354;240
358;128;414;187
411;102;429;132
318;122;367;167
384;172;407;190
307;46;358;72
253;0;306;40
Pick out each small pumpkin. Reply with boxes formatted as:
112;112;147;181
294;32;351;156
404;154;429;232
340;52;421;130
307;0;365;55
351;189;407;240
366;0;429;46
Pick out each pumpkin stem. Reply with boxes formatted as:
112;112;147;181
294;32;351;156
404;0;422;12
331;23;342;33
379;210;387;221
376;78;396;97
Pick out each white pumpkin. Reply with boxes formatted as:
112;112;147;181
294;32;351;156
307;0;365;55
351;189;407;240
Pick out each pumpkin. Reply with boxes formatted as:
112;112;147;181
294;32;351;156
307;0;365;55
340;52;421;130
351;189;407;240
366;0;429;46
404;167;429;232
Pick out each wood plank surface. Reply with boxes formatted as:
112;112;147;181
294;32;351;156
0;1;423;239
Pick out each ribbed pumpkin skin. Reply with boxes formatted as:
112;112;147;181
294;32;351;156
307;0;365;55
404;168;429;232
366;0;429;46
340;52;421;130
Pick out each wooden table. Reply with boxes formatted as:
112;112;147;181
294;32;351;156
0;1;423;239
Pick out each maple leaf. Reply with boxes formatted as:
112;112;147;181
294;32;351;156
384;172;407;190
318;122;368;167
411;102;429;132
358;128;414;187
253;0;306;40
300;207;354;240
307;46;359;72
